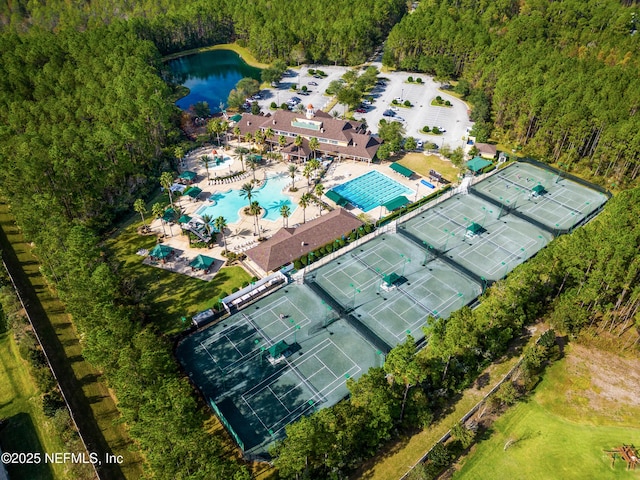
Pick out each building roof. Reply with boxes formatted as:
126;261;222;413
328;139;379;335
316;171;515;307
475;142;497;158
189;254;215;270
466;156;492;173
245;209;364;272
234;110;380;160
389;162;414;178
383;195;410;211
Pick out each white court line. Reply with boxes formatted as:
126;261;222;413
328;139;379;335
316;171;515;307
242;396;271;432
223;333;243;356
268;385;292;414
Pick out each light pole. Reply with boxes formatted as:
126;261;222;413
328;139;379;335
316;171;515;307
400;253;411;277
349;283;360;309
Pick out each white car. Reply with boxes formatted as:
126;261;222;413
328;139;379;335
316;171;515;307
416;140;424;149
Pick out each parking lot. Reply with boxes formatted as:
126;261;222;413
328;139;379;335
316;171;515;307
254;62;473;151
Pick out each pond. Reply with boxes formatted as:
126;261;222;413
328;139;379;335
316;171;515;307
168;49;262;113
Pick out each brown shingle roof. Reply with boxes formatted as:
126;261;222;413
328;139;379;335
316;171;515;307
476;142;497;158
234;111;379;160
245;209;365;272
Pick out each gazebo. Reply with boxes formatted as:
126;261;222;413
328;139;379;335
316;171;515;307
149;244;174;262
189;255;215;273
466;157;492;174
466;222;484;238
389;162;414;178
162;208;177;223
531;184;546;197
186;187;203;200
325;189;348;206
383;196;410;212
266;340;290;364
178;214;192;224
178;171;197;184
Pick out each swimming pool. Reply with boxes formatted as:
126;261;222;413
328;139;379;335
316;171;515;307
207;155;233;171
195;173;297;223
332;170;413;212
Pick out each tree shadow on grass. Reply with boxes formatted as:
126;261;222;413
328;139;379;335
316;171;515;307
0;412;54;480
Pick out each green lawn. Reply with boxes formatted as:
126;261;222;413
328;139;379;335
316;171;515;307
455;350;640;480
0;332;59;480
107;216;251;336
397;152;459;184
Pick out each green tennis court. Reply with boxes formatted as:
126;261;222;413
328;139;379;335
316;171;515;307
177;284;381;455
400;192;553;281
472;162;608;230
307;234;482;346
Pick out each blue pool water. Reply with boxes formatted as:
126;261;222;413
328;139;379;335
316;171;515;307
195;173;297;223
332;170;413;212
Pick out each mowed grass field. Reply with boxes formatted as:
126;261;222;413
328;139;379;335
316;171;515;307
397;153;459;184
455;344;640;480
107;198;251;335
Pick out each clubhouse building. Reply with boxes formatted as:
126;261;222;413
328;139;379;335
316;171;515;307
231;105;381;162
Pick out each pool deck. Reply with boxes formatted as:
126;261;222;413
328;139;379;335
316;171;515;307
145;142;454;280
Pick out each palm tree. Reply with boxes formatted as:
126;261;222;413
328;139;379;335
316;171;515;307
200;155;210;183
160;172;175;209
233;126;242;145
152;202;167;236
234;146;249;171
294;134;303;151
299;193;312;224
278;135;287;151
134;199;148;231
288;164;298;190
308;157;321;173
309;137;319;159
214;216;228;253
248;157;259;182
250;200;262;236
254;130;265;154
314;184;325;215
201;214;213;241
280;204;291;227
264;127;275;153
174;146;185;164
245;132;254;149
240;182;255;213
303;163;314;190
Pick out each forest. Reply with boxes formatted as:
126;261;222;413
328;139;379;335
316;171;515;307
384;0;640;189
0;0;639;478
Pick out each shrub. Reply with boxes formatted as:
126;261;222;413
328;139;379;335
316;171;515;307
281;102;289;110
324;243;333;253
422;126;431;133
308;69;315;75
364;224;372;233
436;95;442;102
294;259;303;270
301;85;308;92
319;247;326;255
408;76;414;82
231;286;240;293
270;101;277;109
416;77;423;84
241;281;249;288
251;276;258;282
316;69;326;76
445;100;452;106
348;232;357;242
300;256;308;266
391;99;398;105
404;100;411;107
42;390;66;417
432;127;441;134
33;365;56;392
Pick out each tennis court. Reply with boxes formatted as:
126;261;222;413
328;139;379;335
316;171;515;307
472;162;608;230
177;284;380;455
400;193;553;281
307;234;482;346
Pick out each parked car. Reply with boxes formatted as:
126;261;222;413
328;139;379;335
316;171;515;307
416;140;424;149
308;81;318;86
362;99;372;106
382;109;395;117
355;108;367;113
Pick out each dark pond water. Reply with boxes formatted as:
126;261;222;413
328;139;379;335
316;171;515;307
168;49;262;113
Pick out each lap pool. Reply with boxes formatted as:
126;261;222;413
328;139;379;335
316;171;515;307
331;170;413;212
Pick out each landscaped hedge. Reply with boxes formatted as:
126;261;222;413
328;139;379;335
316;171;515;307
291;224;374;270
